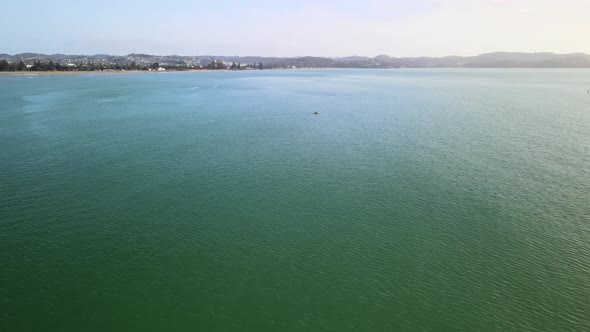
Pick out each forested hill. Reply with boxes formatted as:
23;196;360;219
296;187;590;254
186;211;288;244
2;52;590;71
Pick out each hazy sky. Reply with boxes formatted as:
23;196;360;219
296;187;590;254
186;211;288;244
2;0;589;56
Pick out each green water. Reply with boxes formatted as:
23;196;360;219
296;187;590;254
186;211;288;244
1;69;589;331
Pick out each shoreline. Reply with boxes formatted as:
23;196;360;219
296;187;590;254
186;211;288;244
2;68;587;76
0;69;228;75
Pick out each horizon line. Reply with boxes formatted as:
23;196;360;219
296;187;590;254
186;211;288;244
3;51;590;59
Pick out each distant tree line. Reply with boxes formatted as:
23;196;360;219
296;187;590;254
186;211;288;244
206;60;263;70
0;59;24;71
0;59;266;72
0;59;173;72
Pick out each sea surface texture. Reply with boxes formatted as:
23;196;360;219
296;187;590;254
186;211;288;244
1;69;589;331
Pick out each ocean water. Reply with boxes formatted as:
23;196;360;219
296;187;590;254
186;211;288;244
1;69;589;331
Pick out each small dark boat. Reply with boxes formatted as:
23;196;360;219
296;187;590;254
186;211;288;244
312;112;319;115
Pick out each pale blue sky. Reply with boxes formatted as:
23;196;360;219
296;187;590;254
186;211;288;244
2;0;589;56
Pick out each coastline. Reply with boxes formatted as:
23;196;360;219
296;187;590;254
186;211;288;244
0;69;227;75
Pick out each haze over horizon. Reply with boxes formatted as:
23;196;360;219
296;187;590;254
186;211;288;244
2;0;590;57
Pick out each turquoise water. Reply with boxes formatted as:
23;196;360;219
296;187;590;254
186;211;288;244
1;69;589;331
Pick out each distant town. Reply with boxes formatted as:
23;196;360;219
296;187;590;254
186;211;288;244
2;52;590;72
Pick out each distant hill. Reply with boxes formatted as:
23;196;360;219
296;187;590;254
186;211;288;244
338;55;371;62
459;52;590;68
2;52;590;68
